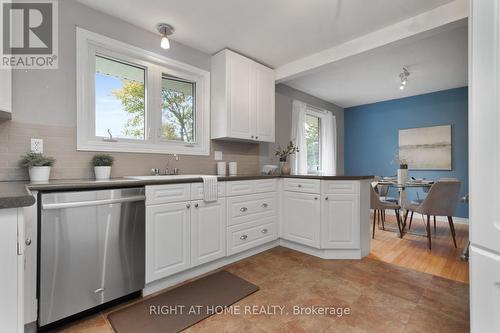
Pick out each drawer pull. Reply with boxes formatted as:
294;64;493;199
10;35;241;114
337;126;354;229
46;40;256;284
298;184;302;188
240;235;248;240
261;228;268;234
240;207;248;212
194;203;199;208
262;203;269;208
314;197;318;200
25;238;32;246
325;197;329;201
186;203;191;209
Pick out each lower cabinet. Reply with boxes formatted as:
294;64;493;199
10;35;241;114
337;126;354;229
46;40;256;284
282;191;321;248
146;199;226;283
321;194;360;249
146;202;191;283
191;200;226;266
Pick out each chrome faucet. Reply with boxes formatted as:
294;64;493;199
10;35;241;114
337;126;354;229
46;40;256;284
151;154;179;175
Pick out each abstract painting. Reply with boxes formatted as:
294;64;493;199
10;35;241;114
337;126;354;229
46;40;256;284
398;125;452;170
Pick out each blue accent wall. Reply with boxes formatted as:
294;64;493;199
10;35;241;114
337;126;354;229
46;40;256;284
345;87;469;218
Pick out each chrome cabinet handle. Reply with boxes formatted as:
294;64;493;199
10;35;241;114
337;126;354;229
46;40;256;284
325;197;329;201
186;203;191;209
251;135;254;139
262;203;268;208
298;184;302;187
194;203;199;208
25;238;32;246
240;207;248;212
261;229;268;234
314;197;318;200
94;287;105;294
255;136;259;139
240;235;248;240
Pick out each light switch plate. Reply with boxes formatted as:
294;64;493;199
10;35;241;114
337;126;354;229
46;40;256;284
31;138;43;153
214;151;223;160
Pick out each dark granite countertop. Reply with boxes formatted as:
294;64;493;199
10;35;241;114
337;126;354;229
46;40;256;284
0;174;373;209
0;181;36;209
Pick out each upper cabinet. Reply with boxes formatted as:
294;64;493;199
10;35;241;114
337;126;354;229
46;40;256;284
211;49;275;143
0;68;12;120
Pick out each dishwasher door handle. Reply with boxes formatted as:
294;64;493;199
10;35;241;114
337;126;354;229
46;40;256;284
42;195;146;210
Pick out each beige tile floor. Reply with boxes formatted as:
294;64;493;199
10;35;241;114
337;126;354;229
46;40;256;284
54;246;469;333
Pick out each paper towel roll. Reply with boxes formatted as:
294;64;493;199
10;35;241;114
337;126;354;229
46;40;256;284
229;162;237;176
217;162;227;176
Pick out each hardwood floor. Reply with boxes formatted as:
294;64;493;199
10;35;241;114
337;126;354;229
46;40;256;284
368;212;469;283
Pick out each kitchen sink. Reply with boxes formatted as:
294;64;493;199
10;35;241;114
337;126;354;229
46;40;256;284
125;174;212;180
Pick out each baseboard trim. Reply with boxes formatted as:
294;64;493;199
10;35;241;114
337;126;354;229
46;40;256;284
143;240;280;296
279;239;364;259
382;209;469;224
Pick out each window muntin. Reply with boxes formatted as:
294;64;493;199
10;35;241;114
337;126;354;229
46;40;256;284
305;113;321;174
161;76;195;143
95;55;146;140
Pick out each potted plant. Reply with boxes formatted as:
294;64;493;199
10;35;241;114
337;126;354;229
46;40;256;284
393;151;409;184
18;152;55;182
92;153;114;180
274;141;298;175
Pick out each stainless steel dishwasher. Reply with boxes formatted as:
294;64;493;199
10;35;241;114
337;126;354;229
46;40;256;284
39;187;145;326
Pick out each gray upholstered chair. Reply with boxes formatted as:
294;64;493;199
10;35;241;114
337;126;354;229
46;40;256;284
370;185;403;239
372;182;399;227
405;179;461;249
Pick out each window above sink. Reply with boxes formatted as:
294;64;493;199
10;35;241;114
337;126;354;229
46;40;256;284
76;28;210;155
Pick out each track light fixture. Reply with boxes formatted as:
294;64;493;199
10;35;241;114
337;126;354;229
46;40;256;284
157;23;174;49
399;67;410;90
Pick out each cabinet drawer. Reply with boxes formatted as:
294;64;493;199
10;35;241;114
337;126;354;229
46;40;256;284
227;193;277;226
226;181;255;196
283;178;321;194
254;179;277;193
190;182;226;200
227;218;277;255
322;181;359;195
146;184;191;206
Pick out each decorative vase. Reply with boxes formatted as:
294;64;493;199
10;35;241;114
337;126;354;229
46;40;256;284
94;166;111;180
397;165;408;185
29;166;51;182
280;160;291;175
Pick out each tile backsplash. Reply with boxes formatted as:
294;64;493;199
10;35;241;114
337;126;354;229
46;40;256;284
0;121;260;181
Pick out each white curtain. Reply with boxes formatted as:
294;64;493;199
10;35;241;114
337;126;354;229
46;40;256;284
290;100;308;174
321;112;337;175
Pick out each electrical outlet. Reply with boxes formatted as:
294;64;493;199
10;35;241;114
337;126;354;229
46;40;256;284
31;138;43;153
214;151;223;161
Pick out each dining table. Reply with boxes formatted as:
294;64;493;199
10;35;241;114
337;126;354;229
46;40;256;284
376;179;434;236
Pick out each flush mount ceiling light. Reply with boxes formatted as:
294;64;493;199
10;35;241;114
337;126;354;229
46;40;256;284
399;67;410;90
157;23;174;49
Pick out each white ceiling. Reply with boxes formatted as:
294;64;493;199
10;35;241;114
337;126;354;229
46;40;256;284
77;0;454;68
284;24;468;108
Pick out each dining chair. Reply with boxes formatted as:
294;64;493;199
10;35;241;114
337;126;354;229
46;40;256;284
372;182;398;227
370;185;403;239
404;179;461;249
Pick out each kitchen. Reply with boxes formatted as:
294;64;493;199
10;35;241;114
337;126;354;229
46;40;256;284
0;0;498;332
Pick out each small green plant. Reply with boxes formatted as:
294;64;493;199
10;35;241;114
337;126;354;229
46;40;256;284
18;152;55;168
274;141;298;162
92;153;114;166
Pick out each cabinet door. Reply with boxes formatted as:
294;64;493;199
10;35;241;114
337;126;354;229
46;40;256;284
321;194;360;249
470;246;500;332
191;200;226;267
470;0;500;254
228;52;253;139
253;64;275;142
0;67;11;115
146;202;190;283
282;192;320;248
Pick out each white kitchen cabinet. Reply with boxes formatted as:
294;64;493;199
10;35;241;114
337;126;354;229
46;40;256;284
191;200;226;267
211;49;275;143
0;208;24;333
470;246;500;332
282;191;321;248
321;194;360;249
0;68;12;119
146;202;191;283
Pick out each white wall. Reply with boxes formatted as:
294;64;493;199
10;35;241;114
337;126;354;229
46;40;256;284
11;0;210;127
260;84;345;174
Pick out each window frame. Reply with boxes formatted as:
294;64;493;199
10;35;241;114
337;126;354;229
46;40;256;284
76;28;210;155
304;107;328;175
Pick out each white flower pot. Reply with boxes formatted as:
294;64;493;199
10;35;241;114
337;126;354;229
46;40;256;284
29;166;51;182
94;166;111;180
397;168;408;185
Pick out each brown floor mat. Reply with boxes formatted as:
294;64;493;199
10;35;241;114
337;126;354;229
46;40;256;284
107;270;259;333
